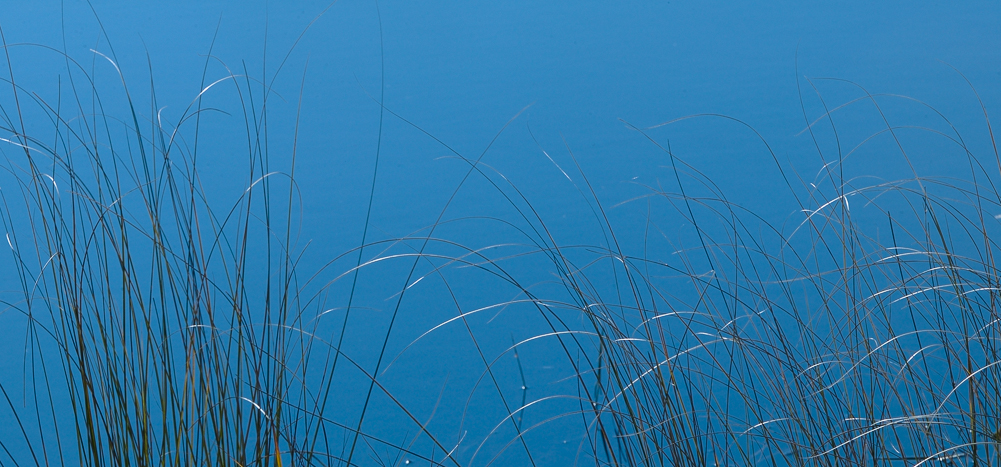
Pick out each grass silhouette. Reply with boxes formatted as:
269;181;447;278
1;9;1000;467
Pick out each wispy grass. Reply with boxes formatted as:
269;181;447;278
1;11;1000;467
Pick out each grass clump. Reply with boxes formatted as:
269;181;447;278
1;12;1000;467
0;32;324;467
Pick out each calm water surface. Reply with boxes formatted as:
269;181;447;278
1;1;998;464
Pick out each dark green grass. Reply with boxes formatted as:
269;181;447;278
1;12;1000;467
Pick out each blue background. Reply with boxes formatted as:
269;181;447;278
1;1;999;464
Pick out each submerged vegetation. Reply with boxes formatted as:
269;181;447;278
1;10;1000;467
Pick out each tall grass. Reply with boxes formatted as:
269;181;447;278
1;13;1000;467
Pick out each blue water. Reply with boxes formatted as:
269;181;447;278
1;1;999;465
